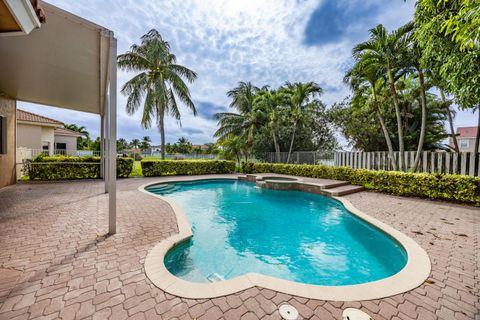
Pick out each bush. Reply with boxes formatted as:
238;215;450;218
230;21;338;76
242;162;480;205
25;155;134;180
117;157;134;178
141;160;236;177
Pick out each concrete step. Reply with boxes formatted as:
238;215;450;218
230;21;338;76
322;185;364;196
309;180;350;189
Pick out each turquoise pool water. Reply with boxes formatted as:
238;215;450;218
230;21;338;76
146;179;407;286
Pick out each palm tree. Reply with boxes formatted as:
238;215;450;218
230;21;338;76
281;82;322;163
64;124;90;149
254;88;285;162
117;29;197;159
353;23;413;171
344;62;398;170
218;134;247;164
140;136;151;151
130;138;140;159
405;42;429;171
130;138;140;149
214;82;262;157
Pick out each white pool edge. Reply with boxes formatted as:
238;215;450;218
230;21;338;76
139;175;431;301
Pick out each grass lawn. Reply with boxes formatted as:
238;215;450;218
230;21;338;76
130;161;143;177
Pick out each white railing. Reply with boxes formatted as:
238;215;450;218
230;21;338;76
16;148;100;159
334;151;480;176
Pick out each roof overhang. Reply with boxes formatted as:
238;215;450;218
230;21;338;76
0;1;115;115
0;0;42;35
17;120;61;128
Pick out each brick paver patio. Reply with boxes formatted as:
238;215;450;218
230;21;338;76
0;176;478;320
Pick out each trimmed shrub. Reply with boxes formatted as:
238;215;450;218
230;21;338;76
25;155;134;180
243;162;480;205
117;157;134;178
141;160;236;177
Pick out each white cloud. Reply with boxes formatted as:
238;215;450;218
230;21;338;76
18;0;477;146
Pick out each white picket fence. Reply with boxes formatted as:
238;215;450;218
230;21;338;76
334;151;480;176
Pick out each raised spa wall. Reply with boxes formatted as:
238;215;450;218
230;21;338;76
238;174;363;197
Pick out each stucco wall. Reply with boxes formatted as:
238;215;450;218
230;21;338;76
17;123;42;150
54;135;77;154
0;94;16;188
17;123;56;155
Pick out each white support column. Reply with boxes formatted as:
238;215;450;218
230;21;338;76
107;33;117;235
103;96;109;194
100;114;105;180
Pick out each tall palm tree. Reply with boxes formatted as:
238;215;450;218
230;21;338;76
353;23;413;171
405;42;429;171
130;138;140;149
118;29;197;159
214;82;262;157
254;88;285;162
344;62;398;170
140;136;151;151
130;138;140;159
281;82;322;163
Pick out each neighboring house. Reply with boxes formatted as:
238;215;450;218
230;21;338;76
192;144;209;152
144;145;162;155
451;126;479;152
16;109;81;155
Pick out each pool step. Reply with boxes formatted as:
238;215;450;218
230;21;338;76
322;184;364;196
147;184;178;193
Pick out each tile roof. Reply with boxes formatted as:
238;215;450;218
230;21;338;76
17;109;64;126
457;126;478;138
54;127;81;137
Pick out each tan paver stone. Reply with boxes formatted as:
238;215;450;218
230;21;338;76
0;177;478;319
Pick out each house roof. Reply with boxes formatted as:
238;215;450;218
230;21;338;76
17;109;63;126
54;127;81;137
457;126;478;138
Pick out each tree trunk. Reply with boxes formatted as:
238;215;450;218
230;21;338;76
412;69;428;172
286;120;298;164
441;90;459;152
272;128;281;163
372;86;397;171
159;113;166;160
377;112;398;171
387;67;406;171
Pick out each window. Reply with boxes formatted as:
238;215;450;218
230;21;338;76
0;116;6;155
55;143;67;155
42;141;50;155
460;139;470;149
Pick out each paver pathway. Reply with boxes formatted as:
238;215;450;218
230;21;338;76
0;176;478;319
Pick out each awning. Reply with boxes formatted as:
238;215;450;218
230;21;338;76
0;1;111;115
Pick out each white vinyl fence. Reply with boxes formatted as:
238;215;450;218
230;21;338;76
334;151;480;176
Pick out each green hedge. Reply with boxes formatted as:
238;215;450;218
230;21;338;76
25;155;133;180
243;163;480;205
141;160;236;177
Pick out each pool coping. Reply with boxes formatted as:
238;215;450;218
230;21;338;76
139;175;431;301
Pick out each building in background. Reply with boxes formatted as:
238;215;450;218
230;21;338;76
451;126;479;152
16;109;80;155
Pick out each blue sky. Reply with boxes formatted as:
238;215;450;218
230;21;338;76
19;0;478;147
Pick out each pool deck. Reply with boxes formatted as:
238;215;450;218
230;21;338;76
0;175;478;320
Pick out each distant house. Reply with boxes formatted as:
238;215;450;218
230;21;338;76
192;144;209;152
451;126;479;152
16;109;81;155
144;145;162;155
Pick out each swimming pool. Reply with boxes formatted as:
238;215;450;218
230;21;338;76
146;179;408;286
